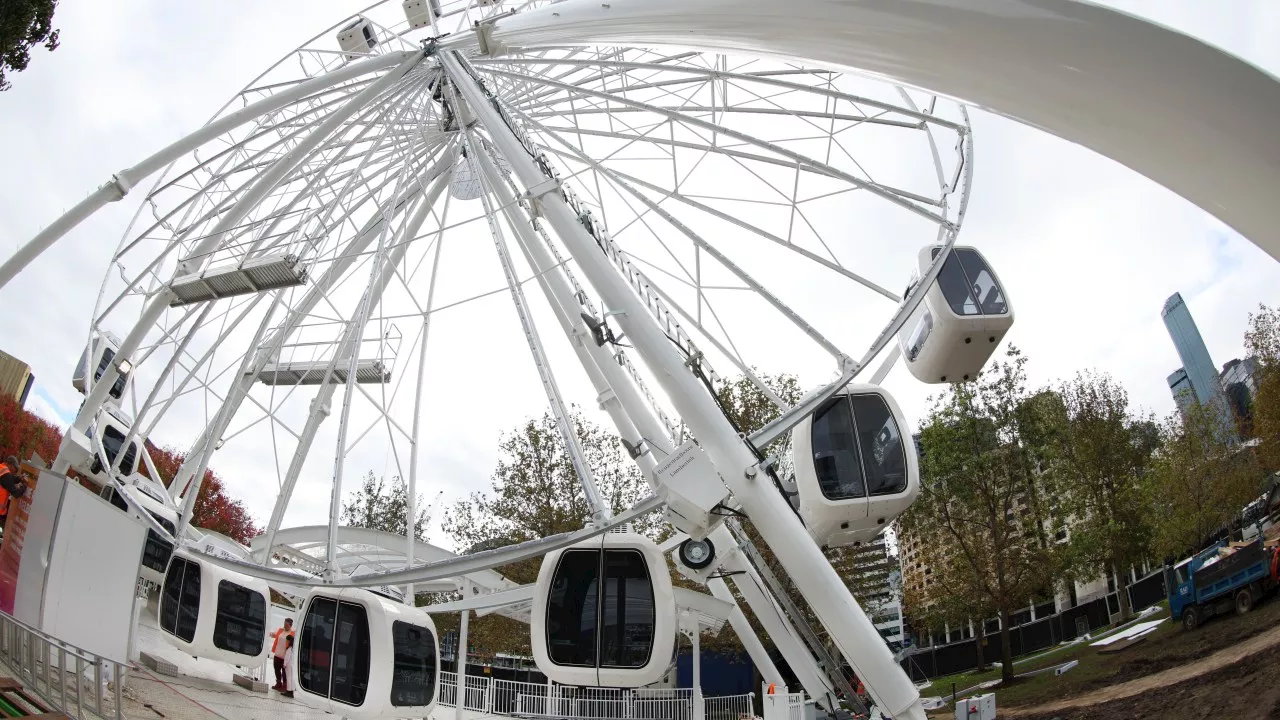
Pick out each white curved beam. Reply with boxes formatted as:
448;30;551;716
465;0;1280;262
0;50;422;290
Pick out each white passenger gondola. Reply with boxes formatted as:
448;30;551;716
294;587;439;718
898;245;1013;384
531;529;676;688
336;17;378;59
790;385;919;548
72;331;132;404
78;407;141;488
159;550;271;667
103;481;178;586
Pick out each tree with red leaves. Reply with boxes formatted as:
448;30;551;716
0;394;260;545
142;445;260;545
0;395;61;466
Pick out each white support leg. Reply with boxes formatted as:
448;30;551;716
456;589;471;720
443;51;924;719
692;626;705;720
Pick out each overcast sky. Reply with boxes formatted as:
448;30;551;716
1;1;1278;550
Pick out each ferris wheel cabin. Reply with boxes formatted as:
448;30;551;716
103;482;178;587
337;17;378;59
158;550;271;667
791;385;919;548
532;530;676;688
294;587;439;718
898;245;1014;384
71;331;131;406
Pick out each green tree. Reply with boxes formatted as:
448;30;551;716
1;0;59;91
1145;402;1265;559
1046;371;1157;620
437;407;653;657
1245;304;1280;472
899;520;994;673
901;347;1062;684
340;471;431;540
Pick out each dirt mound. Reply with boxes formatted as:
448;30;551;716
1014;642;1280;720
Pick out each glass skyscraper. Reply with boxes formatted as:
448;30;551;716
1162;293;1237;442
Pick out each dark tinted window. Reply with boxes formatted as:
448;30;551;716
391;621;437;707
300;597;337;697
956;249;1007;315
143;531;174;574
143;512;176;574
811;397;866;500
176;559;201;643
930;247;1006;317
931;247;977;316
160;556;200;643
159;557;184;634
213;581;266;656
331;602;371;706
850;394;908;496
547;549;600;667
104;487;128;511
600;550;655;668
94;347;128;400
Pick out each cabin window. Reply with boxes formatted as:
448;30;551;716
956;249;1007;315
546;550;600;667
331;602;371;706
159;557;200;643
905;310;933;361
391;621;437;707
547;548;657;670
213;581;266;656
931;247;1007;317
142;512;176;575
851;394;908;496
599;550;655;668
931;248;979;316
300;597;337;698
811;396;866;500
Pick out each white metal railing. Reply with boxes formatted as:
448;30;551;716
0;610;126;720
704;692;755;720
440;671;756;720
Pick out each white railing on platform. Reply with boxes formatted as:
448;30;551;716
0;610;126;720
704;692;755;720
440;671;756;720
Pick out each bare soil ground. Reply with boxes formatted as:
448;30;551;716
1002;598;1280;719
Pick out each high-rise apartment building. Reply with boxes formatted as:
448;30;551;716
1166;368;1197;419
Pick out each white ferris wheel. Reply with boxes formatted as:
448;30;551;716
5;1;1279;719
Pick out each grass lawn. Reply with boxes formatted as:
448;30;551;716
920;604;1169;699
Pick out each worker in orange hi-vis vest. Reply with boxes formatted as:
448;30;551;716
0;456;28;533
270;618;295;691
767;683;776;695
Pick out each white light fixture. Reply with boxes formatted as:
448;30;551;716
115;358;134;375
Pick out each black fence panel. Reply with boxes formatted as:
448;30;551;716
1129;572;1167;612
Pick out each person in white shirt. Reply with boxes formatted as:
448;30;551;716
281;634;296;699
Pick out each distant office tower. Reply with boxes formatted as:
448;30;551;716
1166;368;1198;420
1162;293;1236;442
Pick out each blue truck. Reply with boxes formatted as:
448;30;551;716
1165;538;1280;630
